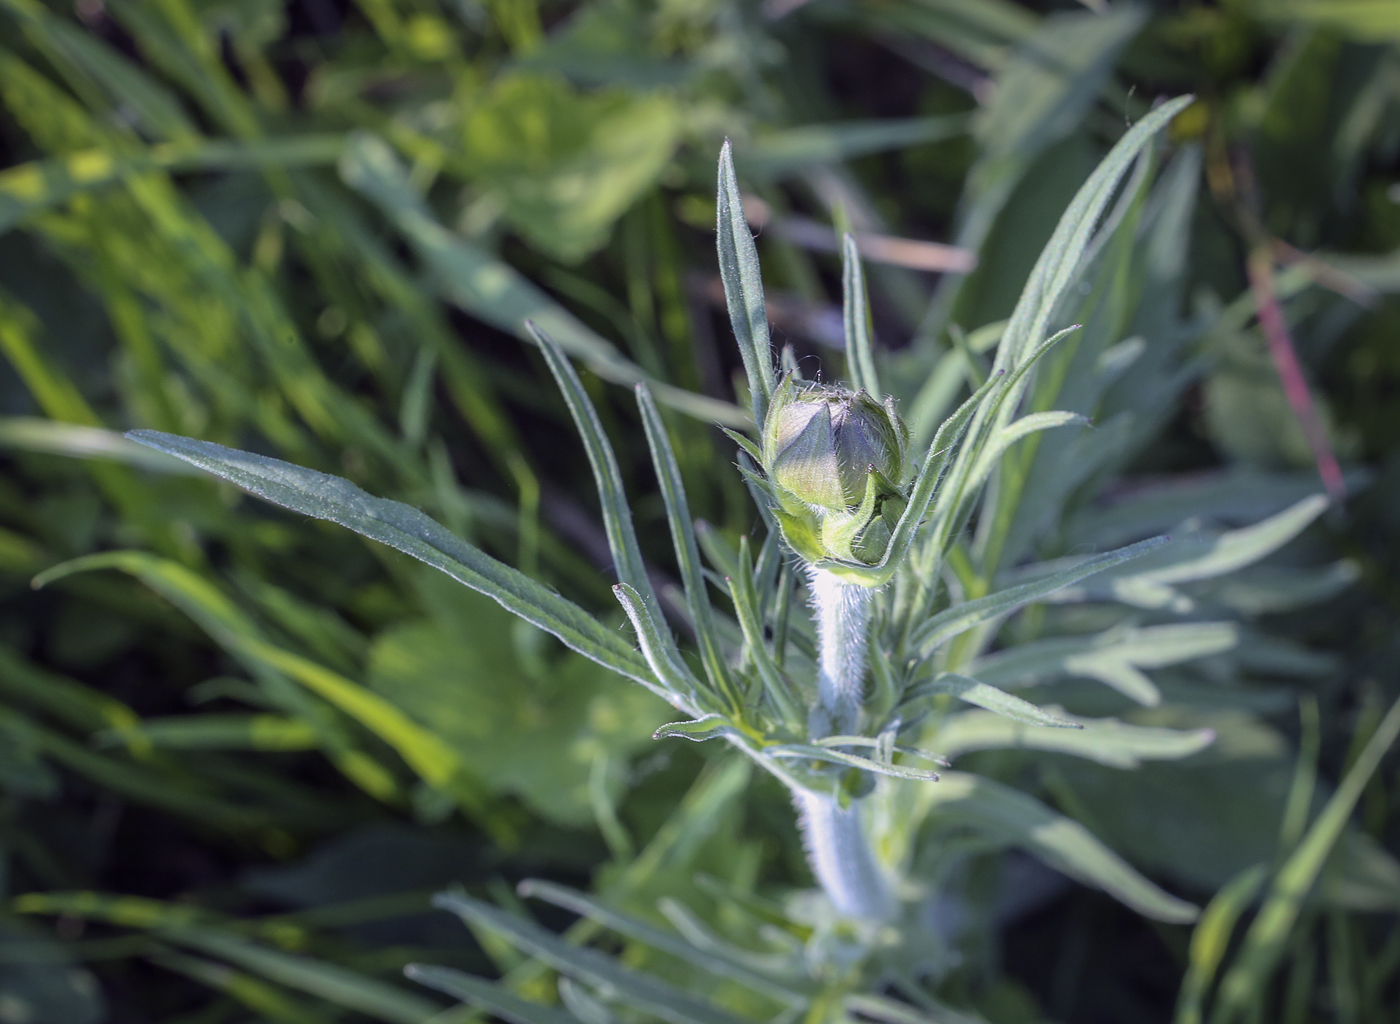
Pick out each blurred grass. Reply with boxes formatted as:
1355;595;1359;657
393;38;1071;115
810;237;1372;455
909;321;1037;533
0;1;1398;1022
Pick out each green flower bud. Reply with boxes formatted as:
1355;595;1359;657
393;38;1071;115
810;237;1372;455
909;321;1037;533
759;377;909;567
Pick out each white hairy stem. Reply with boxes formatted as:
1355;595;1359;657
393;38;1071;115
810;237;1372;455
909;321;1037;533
794;567;895;922
806;567;871;735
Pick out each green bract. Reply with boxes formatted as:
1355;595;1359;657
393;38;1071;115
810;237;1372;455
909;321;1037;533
758;377;909;566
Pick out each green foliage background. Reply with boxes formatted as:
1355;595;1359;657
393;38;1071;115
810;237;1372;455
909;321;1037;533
1;1;1399;1022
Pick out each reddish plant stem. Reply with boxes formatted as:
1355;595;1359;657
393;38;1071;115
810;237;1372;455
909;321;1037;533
1246;246;1346;502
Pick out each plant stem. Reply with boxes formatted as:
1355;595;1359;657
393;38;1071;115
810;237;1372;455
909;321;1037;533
807;567;872;736
795;568;895;922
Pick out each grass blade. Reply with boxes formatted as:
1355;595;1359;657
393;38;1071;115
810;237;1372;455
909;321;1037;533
1212;695;1400;1021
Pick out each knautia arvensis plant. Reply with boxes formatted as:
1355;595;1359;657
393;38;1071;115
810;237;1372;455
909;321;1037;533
117;96;1334;990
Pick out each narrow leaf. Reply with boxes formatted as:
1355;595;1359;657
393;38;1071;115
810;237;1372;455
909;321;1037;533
914;673;1082;729
912;537;1167;657
517;880;806;1003
432;893;748;1024
841;234;880;399
636;384;736;703
123;431;657;693
716;141;775;424
530;324;664;625
405;965;581;1024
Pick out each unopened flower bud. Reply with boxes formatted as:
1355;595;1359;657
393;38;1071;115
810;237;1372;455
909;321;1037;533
758;377;909;567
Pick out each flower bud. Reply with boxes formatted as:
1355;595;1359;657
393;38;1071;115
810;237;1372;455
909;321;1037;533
758;377;909;567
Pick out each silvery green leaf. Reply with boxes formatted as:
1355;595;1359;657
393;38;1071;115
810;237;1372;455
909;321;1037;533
653;717;739;743
841;234;880;398
432;893;749;1024
907;673;1082;729
921;772;1200;923
637;385;737;703
405;965;582;1024
1059;495;1329;611
716;141;776;425
517;880;807;1004
929;710;1216;768
969;623;1240;707
531;325;660;614
911;537;1167;657
765;744;942;782
124;431;658;695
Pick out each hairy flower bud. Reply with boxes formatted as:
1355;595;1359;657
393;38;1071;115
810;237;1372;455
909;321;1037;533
758;377;909;568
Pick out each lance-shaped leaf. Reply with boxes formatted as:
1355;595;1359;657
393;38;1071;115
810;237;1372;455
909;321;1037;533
765;744;942;783
920;772;1200;923
968;622;1240;707
405;966;582;1024
716;141;775;425
729;537;805;726
530;324;681;671
841;234;880;399
1095;494;1329;612
905;673;1082;729
928;710;1216;768
433;893;749;1024
613;584;702;707
124;431;658;692
517;880;808;1004
911;537;1167;657
636;384;737;705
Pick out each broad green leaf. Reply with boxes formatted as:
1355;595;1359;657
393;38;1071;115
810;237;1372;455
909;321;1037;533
405;965;581;1024
919;772;1200;923
929;710;1216;768
368;571;665;827
716;140;775;425
909;673;1082;729
433;893;749;1024
1213;696;1400;1020
911;537;1167;657
122;431;659;694
459;73;680;261
339;133;746;428
516;880;807;1004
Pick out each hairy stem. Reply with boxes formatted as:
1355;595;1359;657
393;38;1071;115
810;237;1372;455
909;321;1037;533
796;568;895;921
807;566;872;736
